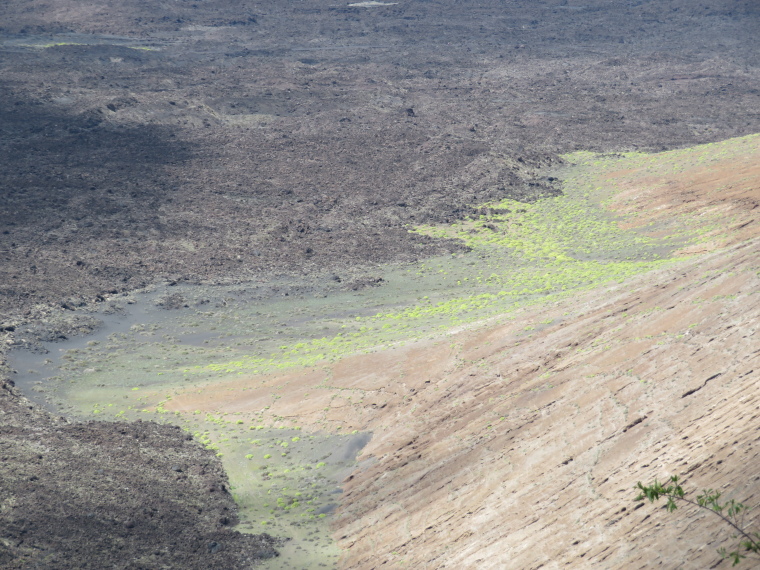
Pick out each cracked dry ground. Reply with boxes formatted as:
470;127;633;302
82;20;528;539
164;150;760;568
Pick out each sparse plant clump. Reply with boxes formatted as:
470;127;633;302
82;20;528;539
635;476;760;566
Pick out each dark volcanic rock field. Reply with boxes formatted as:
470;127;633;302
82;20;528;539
0;0;759;568
1;0;759;319
0;377;282;568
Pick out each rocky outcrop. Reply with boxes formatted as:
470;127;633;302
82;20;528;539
0;376;280;568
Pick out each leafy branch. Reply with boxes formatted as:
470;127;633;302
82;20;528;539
635;475;760;566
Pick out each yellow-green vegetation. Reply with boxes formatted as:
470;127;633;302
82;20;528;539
188;142;729;377
16;42;87;49
178;416;353;569
48;137;755;394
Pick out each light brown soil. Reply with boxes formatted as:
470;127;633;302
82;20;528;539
162;150;760;568
607;144;760;253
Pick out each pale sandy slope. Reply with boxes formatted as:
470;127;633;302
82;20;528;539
331;235;760;569
167;142;760;568
328;143;760;569
329;143;760;569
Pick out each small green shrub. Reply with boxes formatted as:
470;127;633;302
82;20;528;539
635;476;760;566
